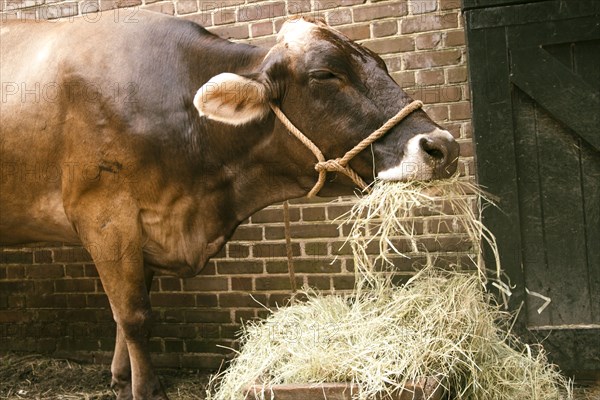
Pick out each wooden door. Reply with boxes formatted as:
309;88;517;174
463;0;600;372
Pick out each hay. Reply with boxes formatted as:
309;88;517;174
206;268;571;400
206;177;572;400
343;176;500;289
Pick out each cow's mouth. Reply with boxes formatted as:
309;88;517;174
377;128;460;182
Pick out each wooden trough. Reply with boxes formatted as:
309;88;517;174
244;377;444;400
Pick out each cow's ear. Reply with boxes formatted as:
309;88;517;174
194;73;269;126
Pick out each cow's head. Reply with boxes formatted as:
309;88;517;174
194;17;459;196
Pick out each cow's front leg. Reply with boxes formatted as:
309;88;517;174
111;268;156;400
70;194;167;400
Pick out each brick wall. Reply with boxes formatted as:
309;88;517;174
0;0;472;369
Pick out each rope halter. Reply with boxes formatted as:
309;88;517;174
270;100;424;197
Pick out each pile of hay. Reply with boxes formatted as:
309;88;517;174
206;178;572;400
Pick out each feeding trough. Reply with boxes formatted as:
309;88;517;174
244;378;444;400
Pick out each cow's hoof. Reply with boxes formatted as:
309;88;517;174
111;379;133;400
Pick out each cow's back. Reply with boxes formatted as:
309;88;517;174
0;11;252;244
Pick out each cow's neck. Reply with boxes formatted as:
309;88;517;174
200;116;313;233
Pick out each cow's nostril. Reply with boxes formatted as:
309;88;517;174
419;138;446;161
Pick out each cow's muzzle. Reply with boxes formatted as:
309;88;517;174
378;128;460;181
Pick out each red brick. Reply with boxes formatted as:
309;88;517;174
287;1;311;14
227;243;250;259
143;1;175;15
449;101;471;120
423;104;449;122
420;235;472;252
458;140;474;157
302;207;326;221
439;0;461;11
159;277;182;292
252;207;299;223
304;242;328;257
416;69;444;85
153;323;197;339
294;259;341;273
362;36;414;55
26;264;64;279
195;294;219;308
180;354;225;370
255;276;301;291
327;7;352;26
175;0;197;15
231;277;253;291
234;310;257;323
314;0;366;10
444;29;466;47
253;243;300;258
187;339;232;354
28;293;67;308
216;260;264;275
390;71;416;88
151;293;196;307
337;24;370;41
306;275;331;290
238;1;286;22
100;0;141;11
87;293;110;308
462;83;470;101
447;66;467;83
353;2;407;22
404;49;462;69
65;265;85;278
462;121;473;139
409;0;437;15
34;250;53;264
267;293;294;307
401;13;458;34
264;260;287;274
6;265;25;279
416;32;442;50
326;204;354;220
185;309;231;323
372;19;398;37
183;277;229;292
0;250;33;264
290;224;339;238
55;279;96;293
198;0;244;11
214;8;236;25
219;292;267;308
251;20;274;37
66;294;87;308
332;274;355;290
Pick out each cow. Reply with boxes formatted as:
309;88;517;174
0;10;459;399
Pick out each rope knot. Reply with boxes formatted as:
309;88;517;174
315;158;345;173
270;100;423;197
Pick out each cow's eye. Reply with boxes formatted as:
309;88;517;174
309;70;339;81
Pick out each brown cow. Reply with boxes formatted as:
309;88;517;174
0;11;459;399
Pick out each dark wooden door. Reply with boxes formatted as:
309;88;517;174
463;0;600;373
